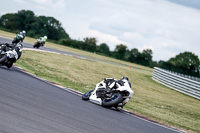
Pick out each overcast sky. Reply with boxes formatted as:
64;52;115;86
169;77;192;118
0;0;200;61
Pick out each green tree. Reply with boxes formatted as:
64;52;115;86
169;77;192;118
114;44;127;60
140;49;153;66
99;43;110;55
0;13;18;30
33;16;69;40
168;52;200;76
83;37;97;52
0;10;69;41
128;48;140;63
16;10;35;31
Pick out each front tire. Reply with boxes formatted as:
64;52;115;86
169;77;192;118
33;42;40;48
82;90;94;100
5;61;13;68
102;93;123;108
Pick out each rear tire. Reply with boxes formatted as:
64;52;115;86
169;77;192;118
82;90;94;100
102;93;123;108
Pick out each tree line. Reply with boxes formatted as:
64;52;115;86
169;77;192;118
0;10;199;77
0;10;69;40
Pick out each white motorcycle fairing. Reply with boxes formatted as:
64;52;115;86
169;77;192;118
89;82;106;105
88;79;134;107
6;50;18;60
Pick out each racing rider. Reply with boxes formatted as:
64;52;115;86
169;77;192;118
0;43;23;64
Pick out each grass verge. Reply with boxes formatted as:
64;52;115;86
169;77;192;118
16;50;200;133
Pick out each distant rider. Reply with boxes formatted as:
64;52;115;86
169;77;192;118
103;77;131;93
19;30;26;42
100;77;132;109
37;36;47;46
12;33;24;44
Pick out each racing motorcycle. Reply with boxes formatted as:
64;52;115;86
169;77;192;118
82;77;134;110
33;39;45;48
12;34;23;44
0;43;22;68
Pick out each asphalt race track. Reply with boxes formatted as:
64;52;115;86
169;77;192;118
0;37;183;133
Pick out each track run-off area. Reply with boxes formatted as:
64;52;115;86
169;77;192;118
0;37;185;133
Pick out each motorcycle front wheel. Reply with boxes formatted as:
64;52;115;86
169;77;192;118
102;93;123;108
82;89;94;100
5;61;13;68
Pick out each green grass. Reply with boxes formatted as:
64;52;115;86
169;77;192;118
15;50;200;133
1;29;200;133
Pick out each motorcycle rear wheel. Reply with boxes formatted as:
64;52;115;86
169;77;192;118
102;92;123;108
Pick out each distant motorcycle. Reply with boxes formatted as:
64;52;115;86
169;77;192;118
82;77;134;110
12;34;23;44
33;39;45;48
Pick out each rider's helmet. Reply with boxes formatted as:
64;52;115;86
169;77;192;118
121;77;129;81
22;30;26;34
18;32;23;38
44;36;47;39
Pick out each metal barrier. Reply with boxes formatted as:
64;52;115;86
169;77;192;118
152;67;200;100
